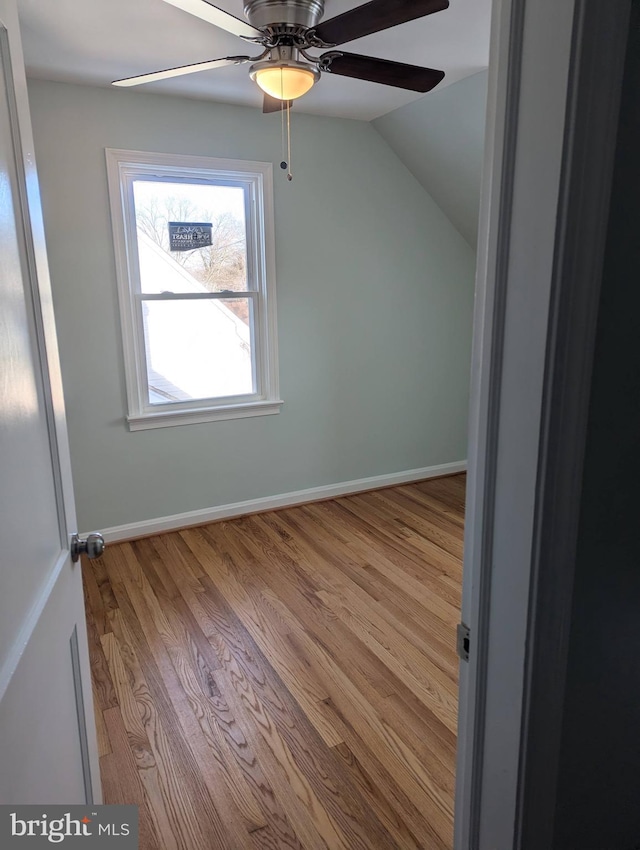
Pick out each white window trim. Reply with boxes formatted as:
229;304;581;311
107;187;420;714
105;148;282;431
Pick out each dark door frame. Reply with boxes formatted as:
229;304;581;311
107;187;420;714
455;1;632;847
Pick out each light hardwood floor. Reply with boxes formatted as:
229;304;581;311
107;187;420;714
83;474;465;850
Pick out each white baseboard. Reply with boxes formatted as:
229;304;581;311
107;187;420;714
93;460;467;544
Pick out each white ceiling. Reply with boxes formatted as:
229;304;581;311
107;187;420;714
17;0;492;121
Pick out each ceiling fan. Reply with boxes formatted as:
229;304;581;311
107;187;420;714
113;0;450;112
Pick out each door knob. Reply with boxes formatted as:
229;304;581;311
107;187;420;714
70;532;105;562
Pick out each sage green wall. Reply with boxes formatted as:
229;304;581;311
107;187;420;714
374;71;488;249
27;79;475;532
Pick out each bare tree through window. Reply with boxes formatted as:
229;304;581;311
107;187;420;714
133;181;249;322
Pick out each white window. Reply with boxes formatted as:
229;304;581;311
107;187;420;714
106;149;281;430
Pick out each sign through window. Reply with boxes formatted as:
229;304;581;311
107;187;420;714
168;222;213;251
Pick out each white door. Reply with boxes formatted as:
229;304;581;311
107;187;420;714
0;0;101;804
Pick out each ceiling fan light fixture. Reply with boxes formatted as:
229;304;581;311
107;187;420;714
251;61;319;101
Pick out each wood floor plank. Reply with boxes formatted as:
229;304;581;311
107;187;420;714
283;624;455;846
199;561;450;846
195;574;403;850
316;587;457;732
421;474;467;507
347;492;463;566
372;487;465;540
182;526;343;749
234;517;400;703
292;502;459;676
111;604;267;839
294;499;460;608
247;509;458;731
331;741;429;850
105;548;267;845
249;825;287;850
141;532;314;847
82;560;110;636
334;496;462;582
394;484;465;528
216;667;331;850
233;520;456;841
101;705;160;849
91;556;120;620
92;685;112;758
101;630;188;850
84;474;466;850
85;604;118;712
133;537;223;673
326;710;450;850
266;506;459;680
248;506;459;712
312;499;462;604
320;690;454;846
103;616;241;850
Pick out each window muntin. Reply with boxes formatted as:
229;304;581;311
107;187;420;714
106;150;280;430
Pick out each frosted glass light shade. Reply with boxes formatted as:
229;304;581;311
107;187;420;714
254;65;317;100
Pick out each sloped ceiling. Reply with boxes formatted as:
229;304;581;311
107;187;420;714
374;70;488;247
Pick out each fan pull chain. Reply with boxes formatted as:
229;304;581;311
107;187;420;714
275;67;292;182
286;99;293;181
280;96;287;173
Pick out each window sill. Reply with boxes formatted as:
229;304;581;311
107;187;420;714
127;399;284;431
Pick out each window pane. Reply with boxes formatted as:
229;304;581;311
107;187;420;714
142;298;254;404
133;180;248;293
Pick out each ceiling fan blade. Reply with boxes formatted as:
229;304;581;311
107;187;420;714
322;52;444;92
113;56;250;87
313;0;449;46
160;0;262;39
263;94;293;113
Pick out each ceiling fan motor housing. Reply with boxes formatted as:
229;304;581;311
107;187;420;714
244;0;325;30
